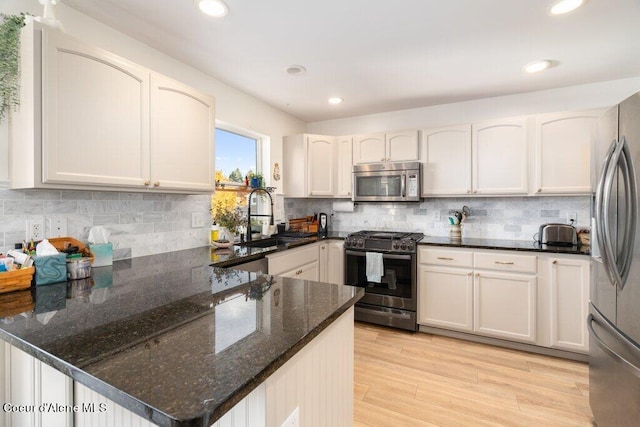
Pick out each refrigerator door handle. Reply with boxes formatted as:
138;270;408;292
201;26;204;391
597;139;623;287
618;136;638;290
588;313;640;379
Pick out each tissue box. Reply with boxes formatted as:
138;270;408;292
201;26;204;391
89;243;113;267
34;253;67;285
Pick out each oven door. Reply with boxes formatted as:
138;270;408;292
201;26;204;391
344;249;416;311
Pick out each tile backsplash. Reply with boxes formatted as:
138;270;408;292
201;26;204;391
0;184;210;259
285;196;591;241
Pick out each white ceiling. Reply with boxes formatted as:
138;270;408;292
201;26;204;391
61;0;640;122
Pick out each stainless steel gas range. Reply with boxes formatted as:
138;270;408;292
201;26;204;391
344;230;424;331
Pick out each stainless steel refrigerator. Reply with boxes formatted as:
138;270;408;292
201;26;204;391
590;91;640;426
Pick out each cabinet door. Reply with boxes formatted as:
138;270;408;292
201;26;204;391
353;134;386;164
336;136;353;198
319;242;329;282
386;130;419;162
418;266;474;331
549;258;589;352
420;125;472;196
281;261;319;281
533;111;601;194
150;75;215;192
327;241;345;285
472;118;528;195
42;29;150;187
307;135;335;196
474;271;537;343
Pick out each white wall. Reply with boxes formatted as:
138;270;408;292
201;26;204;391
306;77;640;135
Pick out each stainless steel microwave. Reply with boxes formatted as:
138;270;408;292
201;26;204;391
352;162;421;202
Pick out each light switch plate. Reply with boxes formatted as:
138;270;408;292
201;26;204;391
191;212;205;228
48;217;68;237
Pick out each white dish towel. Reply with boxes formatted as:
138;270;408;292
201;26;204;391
366;252;384;283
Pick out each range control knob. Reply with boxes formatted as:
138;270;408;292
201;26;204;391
407;242;415;251
400;242;407;250
392;242;400;250
357;240;364;248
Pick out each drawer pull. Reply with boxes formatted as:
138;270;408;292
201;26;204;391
437;257;454;261
494;261;515;265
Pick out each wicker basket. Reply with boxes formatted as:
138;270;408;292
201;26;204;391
0;267;35;294
48;237;95;263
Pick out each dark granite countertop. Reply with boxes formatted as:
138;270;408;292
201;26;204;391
209;231;588;275
418;236;590;255
0;247;363;426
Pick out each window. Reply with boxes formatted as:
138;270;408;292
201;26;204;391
212;123;269;234
215;128;259;186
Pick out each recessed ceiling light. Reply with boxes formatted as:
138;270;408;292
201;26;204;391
328;97;343;105
523;60;552;74
549;0;585;15
285;65;307;76
195;0;228;17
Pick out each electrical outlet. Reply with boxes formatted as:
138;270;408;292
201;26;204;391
191;212;205;228
567;212;578;224
47;218;68;237
433;210;441;221
281;407;299;427
26;219;45;241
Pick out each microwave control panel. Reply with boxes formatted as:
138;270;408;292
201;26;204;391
406;173;418;197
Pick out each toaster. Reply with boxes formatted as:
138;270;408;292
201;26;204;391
539;223;578;246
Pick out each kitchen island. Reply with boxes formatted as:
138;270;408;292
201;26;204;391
0;247;363;426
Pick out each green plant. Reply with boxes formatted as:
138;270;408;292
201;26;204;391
0;14;26;123
212;200;244;235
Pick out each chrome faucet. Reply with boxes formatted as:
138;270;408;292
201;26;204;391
246;188;274;242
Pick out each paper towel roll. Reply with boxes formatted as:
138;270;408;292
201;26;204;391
333;201;355;212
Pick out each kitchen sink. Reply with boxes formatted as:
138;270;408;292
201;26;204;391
237;234;314;248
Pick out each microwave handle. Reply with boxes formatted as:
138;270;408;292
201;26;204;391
401;174;406;197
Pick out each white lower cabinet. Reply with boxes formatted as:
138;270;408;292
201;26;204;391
418;265;474;331
473;270;537;343
267;244;320;280
538;255;590;353
280;261;320;280
319;241;345;285
418;247;589;354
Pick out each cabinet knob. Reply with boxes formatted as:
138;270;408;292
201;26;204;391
153;182;160;187
467;189;471;194
381;158;385;161
538;188;542;193
552;260;558;265
144;181;150;186
473;190;478;194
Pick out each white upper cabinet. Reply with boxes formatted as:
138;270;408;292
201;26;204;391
307;135;336;196
41;28;150;188
151;75;215;192
420;125;472;196
353;133;385;163
472;118;529;195
533;110;603;194
386;130;420;162
11;23;215;194
336;136;353;198
353;130;418;164
283;134;337;197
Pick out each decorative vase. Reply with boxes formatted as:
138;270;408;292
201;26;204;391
450;224;462;241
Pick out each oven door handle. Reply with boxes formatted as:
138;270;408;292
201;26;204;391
345;250;412;261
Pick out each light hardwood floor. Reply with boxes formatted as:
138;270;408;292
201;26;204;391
353;322;594;427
